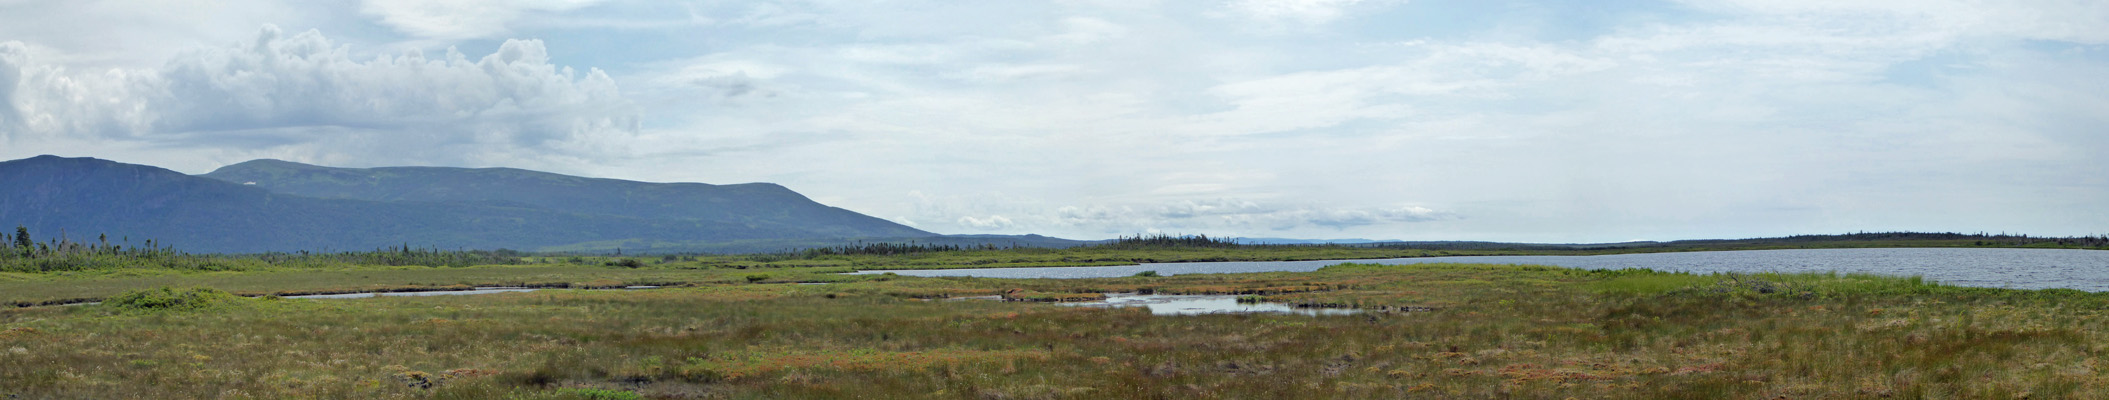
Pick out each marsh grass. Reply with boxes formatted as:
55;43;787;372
0;244;1460;307
0;264;886;307
4;262;2109;398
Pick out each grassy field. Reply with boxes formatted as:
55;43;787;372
0;244;1498;307
5;231;2101;307
6;259;2109;399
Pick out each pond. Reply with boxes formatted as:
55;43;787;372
282;285;662;299
852;248;2109;291
283;287;543;299
276;285;1368;316
1061;293;1362;316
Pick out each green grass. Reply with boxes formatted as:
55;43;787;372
0;262;901;307
4;231;2102;308
6;261;2109;398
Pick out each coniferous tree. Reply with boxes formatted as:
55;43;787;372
14;226;30;252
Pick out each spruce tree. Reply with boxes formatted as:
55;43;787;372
14;226;29;250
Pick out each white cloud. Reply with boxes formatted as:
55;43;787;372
620;0;2101;240
914;195;1453;236
360;0;608;40
0;0;317;68
0;25;638;167
645;59;788;101
0;41;158;140
1182;41;1614;136
956;64;1089;83
7;0;2108;242
1670;0;2109;44
1047;17;1129;45
956;215;1017;230
0;42;22;130
1226;0;1371;24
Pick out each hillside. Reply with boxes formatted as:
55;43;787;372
201;159;928;239
0;156;931;253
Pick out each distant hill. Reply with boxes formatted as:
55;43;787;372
201;159;927;239
0;155;931;253
531;234;1097;254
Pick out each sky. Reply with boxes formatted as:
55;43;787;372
1;0;2104;243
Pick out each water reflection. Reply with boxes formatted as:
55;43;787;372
852;248;2109;292
1062;293;1361;316
284;287;540;299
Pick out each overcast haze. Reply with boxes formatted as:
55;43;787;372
1;0;2104;242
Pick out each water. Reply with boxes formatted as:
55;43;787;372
282;285;664;299
1062;293;1362;316
852;248;2109;291
269;284;1363;316
284;287;542;299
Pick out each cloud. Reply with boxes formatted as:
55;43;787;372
956;64;1088;83
1226;0;1372;24
1182;41;1613;136
10;0;2105;242
0;0;315;69
0;42;25;130
646;59;787;101
0;41;158;140
580;0;2106;241
1;25;639;167
1301;206;1447;229
917;196;1453;236
360;0;608;40
1671;0;2109;44
956;215;1017;230
1047;17;1129;45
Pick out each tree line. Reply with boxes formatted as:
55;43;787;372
2;226;525;273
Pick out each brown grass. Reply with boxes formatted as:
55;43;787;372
3;263;2106;399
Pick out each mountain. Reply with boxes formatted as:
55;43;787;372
201;159;927;239
0;155;930;253
538;234;1096;254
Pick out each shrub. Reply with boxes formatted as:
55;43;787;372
745;274;771;283
103;287;239;312
555;388;643;400
1134;270;1161;277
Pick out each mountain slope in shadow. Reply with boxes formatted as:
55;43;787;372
0;155;930;253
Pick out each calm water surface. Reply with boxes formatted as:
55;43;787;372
285;287;542;299
854;248;2109;291
283;286;662;299
1062;293;1362;316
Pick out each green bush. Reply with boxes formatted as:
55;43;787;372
555;388;642;400
1133;270;1161;277
103;286;240;312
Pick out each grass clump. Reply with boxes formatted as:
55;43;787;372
552;388;642;400
100;286;241;312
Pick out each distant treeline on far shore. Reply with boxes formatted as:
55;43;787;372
4;226;2105;274
1349;231;2109;252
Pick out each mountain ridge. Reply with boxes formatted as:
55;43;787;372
199;158;924;239
0;155;931;253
